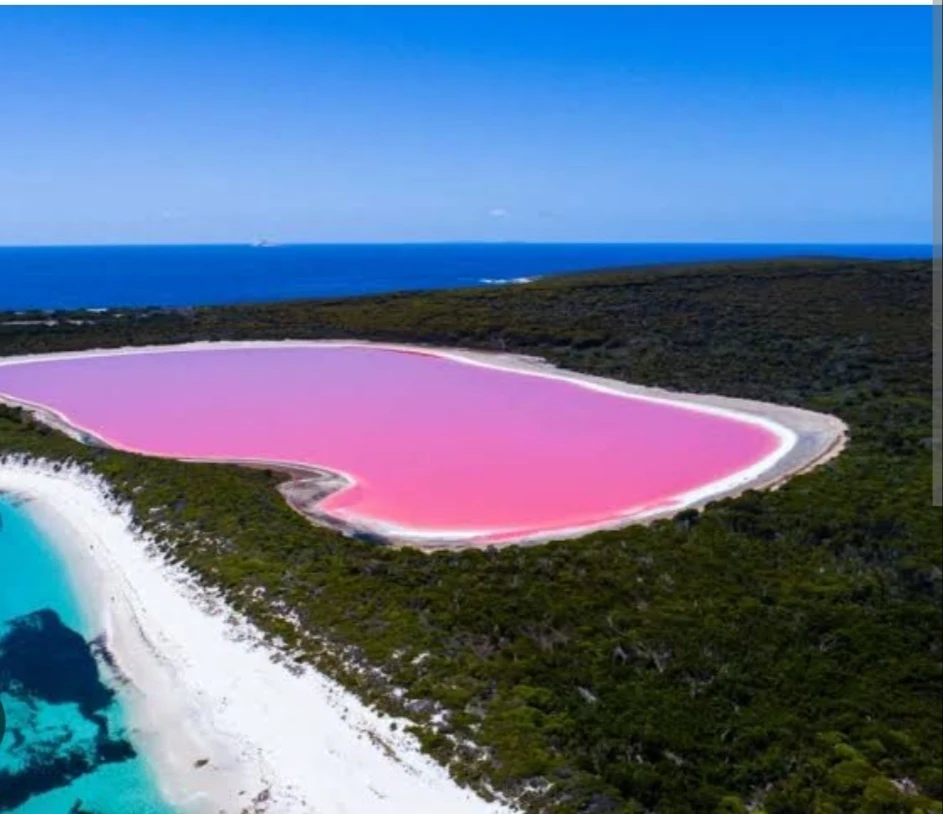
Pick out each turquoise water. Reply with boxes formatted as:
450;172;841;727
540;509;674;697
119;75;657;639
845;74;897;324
0;495;175;813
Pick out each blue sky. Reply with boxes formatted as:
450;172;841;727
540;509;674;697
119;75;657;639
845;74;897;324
0;6;932;245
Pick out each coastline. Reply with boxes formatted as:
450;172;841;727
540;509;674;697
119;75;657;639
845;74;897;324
0;340;848;549
0;460;512;814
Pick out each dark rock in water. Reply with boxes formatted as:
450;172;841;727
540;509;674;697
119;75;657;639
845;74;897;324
0;609;137;812
0;741;134;812
0;609;115;718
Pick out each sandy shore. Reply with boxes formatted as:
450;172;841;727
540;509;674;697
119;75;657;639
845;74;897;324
0;340;848;549
0;460;512;814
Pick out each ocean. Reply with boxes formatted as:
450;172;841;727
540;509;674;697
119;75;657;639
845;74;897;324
0;243;931;312
0;496;174;814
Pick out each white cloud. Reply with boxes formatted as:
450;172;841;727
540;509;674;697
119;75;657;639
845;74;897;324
488;208;509;218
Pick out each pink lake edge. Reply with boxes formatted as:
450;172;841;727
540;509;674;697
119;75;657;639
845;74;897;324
0;340;842;548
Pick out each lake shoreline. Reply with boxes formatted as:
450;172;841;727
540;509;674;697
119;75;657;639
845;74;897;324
0;340;848;549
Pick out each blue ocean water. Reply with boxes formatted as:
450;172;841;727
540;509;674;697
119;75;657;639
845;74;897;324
0;243;931;312
0;495;174;813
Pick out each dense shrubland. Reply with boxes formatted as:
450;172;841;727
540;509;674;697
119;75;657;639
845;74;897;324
1;258;940;813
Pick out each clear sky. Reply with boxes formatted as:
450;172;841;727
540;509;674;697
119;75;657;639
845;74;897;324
0;6;932;245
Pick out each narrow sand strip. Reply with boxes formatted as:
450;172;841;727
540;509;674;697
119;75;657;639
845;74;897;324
0;460;512;814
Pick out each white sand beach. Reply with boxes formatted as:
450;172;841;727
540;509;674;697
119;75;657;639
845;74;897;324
0;460;512;814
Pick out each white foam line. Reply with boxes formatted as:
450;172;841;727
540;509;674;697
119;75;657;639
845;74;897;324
0;340;807;544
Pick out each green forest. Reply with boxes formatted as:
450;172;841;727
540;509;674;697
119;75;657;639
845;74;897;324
1;258;940;813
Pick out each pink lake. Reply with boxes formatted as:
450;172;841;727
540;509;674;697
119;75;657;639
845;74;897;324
0;344;789;543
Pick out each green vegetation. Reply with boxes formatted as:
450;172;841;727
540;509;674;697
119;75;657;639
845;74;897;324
2;258;940;813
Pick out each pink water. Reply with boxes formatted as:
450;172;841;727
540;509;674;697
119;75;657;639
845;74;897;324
0;345;784;542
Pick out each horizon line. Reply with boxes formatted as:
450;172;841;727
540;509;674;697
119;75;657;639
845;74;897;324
0;239;934;250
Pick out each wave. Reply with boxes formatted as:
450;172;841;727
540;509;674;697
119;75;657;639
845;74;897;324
479;276;540;285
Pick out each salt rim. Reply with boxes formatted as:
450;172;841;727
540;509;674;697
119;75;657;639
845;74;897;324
0;339;840;547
